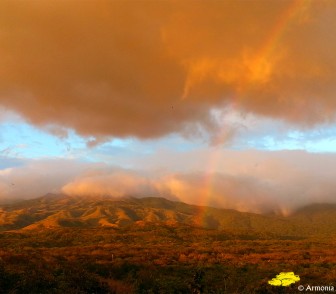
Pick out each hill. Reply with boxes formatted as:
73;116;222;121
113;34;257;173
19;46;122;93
0;194;336;293
1;194;335;236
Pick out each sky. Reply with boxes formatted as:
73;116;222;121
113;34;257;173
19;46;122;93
1;0;336;214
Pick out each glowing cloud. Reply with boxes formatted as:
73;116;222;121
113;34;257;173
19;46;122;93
0;1;336;141
2;150;336;214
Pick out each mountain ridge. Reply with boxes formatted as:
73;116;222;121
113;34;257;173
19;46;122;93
0;193;335;235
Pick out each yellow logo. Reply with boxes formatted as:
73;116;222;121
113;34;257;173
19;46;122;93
268;272;300;287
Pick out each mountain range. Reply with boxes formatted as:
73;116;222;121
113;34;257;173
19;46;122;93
1;193;335;236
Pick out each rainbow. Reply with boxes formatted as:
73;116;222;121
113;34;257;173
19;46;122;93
256;0;309;64
242;0;310;87
196;0;310;225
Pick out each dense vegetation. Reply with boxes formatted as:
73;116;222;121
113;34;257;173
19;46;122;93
0;195;335;293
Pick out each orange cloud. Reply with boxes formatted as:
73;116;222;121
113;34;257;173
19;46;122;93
61;149;336;214
1;150;336;214
0;0;335;140
62;169;159;198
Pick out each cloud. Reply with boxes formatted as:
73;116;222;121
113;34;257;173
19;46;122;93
0;1;336;141
0;156;25;170
60;169;280;213
0;159;93;201
2;150;336;215
61;149;336;214
62;167;160;199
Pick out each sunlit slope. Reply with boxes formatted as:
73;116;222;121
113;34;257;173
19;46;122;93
0;194;335;235
290;203;336;234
